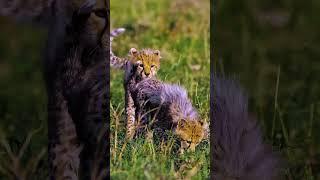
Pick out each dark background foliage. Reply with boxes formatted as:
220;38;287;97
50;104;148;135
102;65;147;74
0;17;48;178
214;0;320;179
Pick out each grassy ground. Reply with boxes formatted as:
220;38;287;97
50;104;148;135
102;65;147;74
214;0;320;179
110;0;210;179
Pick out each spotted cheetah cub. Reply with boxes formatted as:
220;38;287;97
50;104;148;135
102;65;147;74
110;31;162;139
123;48;162;139
131;78;209;153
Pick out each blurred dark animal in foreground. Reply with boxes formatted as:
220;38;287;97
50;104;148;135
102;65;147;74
211;75;284;180
0;0;110;179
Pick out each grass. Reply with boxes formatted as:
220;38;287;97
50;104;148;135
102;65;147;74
110;0;210;179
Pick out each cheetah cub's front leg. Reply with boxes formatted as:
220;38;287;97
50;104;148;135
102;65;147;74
125;90;136;139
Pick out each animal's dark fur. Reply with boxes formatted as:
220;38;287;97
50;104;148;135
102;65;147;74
1;0;109;178
131;78;199;130
211;75;283;180
47;2;109;179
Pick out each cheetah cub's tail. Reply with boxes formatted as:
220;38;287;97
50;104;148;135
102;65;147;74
110;28;126;69
110;28;125;41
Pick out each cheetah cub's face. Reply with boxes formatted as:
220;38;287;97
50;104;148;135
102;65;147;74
129;48;161;79
175;119;209;153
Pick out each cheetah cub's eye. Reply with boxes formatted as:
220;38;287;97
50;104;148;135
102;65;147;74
151;65;155;68
139;64;144;68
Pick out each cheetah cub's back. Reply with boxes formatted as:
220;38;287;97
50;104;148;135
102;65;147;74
131;78;209;153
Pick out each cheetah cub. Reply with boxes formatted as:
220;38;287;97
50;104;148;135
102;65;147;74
123;48;162;139
131;78;209;153
110;30;162;139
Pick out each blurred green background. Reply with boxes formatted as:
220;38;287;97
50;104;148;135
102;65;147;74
214;0;320;179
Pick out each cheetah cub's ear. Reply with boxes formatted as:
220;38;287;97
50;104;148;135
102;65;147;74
129;48;139;63
153;50;162;59
130;48;138;56
201;120;209;140
177;118;188;129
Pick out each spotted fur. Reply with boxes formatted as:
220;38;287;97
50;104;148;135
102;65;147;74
131;78;209;153
123;48;162;139
109;46;162;139
109;31;162;138
109;29;161;75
